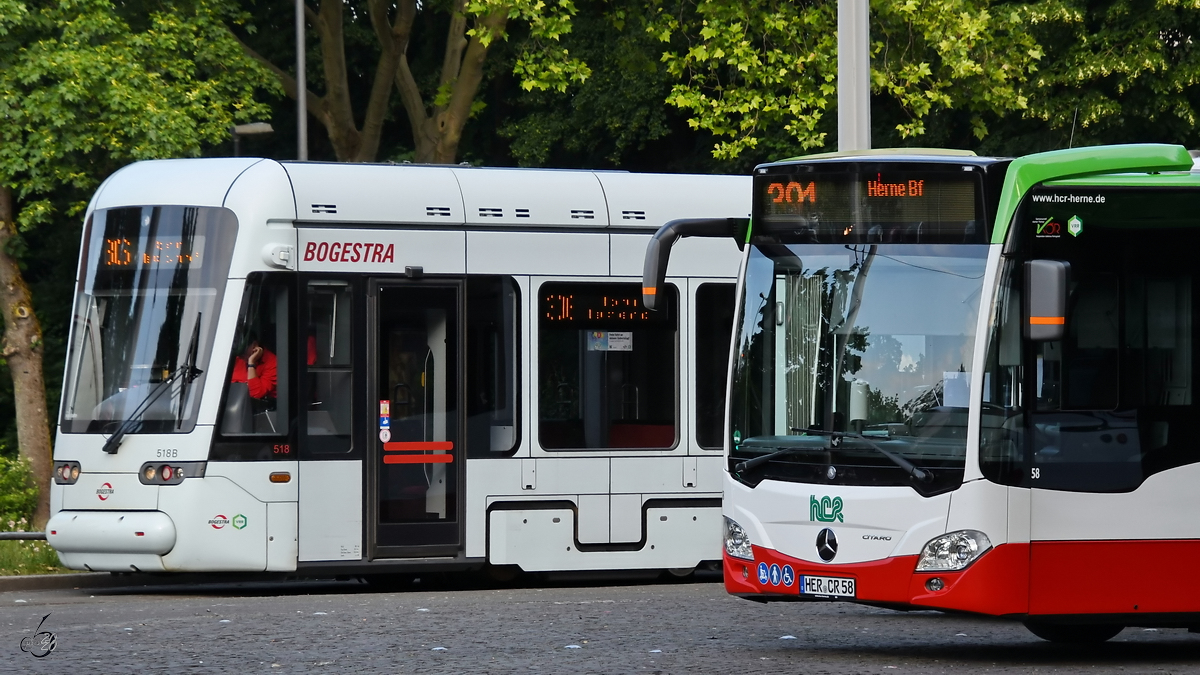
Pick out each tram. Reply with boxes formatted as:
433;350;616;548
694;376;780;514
644;144;1200;641
47;159;748;576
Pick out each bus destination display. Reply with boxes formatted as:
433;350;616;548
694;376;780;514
756;172;979;234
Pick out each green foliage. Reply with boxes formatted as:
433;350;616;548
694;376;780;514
649;0;1042;160
0;457;37;527
1012;0;1200;149
0;0;279;227
500;3;682;168
467;0;593;92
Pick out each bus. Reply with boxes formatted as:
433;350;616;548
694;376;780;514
643;143;1200;642
46;158;748;578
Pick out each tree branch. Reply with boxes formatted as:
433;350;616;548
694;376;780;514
439;0;470;94
228;28;325;119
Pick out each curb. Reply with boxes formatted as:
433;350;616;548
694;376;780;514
0;573;124;593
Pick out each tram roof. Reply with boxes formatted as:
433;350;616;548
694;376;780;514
92;158;751;232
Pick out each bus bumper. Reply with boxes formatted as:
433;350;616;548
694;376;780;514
47;510;176;572
724;542;1030;617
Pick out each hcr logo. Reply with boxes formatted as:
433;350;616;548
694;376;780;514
810;495;844;523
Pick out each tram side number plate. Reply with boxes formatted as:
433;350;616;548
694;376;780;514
799;575;855;598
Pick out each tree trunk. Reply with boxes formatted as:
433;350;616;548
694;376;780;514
397;6;508;164
0;187;51;529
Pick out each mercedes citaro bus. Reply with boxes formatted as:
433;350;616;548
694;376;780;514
644;144;1200;642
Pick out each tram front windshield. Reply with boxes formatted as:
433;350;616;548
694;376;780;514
730;166;989;495
61;206;237;434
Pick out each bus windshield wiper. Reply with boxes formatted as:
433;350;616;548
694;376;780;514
102;360;204;455
734;427;932;483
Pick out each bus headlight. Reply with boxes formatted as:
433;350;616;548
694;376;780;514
916;530;992;572
724;516;754;560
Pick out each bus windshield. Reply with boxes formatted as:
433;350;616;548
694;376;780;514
729;242;988;494
60;206;237;434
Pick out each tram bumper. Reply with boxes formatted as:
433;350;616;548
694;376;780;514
47;510;176;572
723;542;1029;616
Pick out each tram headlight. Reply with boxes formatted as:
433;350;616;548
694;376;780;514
54;461;81;485
724;516;755;560
916;530;992;572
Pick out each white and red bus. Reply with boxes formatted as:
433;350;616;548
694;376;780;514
47;159;748;578
645;144;1200;642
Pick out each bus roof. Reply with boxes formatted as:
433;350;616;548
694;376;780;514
991;143;1193;244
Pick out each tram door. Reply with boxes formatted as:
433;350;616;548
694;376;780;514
371;282;463;556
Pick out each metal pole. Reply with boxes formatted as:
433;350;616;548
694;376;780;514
837;0;871;152
295;0;308;161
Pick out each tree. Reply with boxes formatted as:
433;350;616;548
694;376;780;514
647;0;1043;161
1003;0;1200;151
234;0;591;164
0;0;274;527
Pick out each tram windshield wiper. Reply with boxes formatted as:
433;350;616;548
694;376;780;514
734;428;932;483
101;358;204;455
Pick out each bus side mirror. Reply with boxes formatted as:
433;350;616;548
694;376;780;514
1023;260;1070;341
642;218;749;310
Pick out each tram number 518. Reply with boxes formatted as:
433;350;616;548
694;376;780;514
1031;467;1041;479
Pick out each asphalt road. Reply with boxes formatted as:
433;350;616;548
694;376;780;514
3;574;1200;673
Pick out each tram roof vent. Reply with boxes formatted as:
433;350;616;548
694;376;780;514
311;204;337;214
570;209;595;220
478;207;503;218
426;206;452;217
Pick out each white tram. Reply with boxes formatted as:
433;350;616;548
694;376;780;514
46;159;748;575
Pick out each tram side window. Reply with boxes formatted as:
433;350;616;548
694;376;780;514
306;281;353;453
695;283;736;449
538;282;678;450
467;277;520;458
220;274;291;438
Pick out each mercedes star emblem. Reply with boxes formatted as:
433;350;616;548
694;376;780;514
826;465;837;480
816;528;838;562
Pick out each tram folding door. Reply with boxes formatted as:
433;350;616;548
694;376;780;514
370;281;465;557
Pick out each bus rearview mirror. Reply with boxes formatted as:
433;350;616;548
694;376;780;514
642;218;748;310
1024;259;1070;341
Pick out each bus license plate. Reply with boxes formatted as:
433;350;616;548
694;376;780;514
799;575;855;598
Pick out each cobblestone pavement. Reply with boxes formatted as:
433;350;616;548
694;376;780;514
2;575;1200;673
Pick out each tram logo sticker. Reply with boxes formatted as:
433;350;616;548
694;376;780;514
209;514;231;529
232;514;248;530
1068;215;1083;237
95;482;114;501
810;495;844;523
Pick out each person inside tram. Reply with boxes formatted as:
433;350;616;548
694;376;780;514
230;331;277;401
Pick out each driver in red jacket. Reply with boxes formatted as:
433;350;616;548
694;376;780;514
231;336;277;400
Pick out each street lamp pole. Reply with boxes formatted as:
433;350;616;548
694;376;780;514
296;0;308;161
231;123;275;157
837;0;871;152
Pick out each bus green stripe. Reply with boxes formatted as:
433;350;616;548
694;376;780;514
991;144;1193;245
